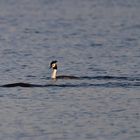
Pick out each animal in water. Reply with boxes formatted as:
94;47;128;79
50;60;79;80
2;60;78;87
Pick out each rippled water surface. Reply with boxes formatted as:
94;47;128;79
0;0;140;140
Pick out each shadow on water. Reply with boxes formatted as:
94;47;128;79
1;76;140;88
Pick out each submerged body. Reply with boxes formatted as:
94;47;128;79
50;60;79;80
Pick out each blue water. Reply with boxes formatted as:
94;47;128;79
0;0;140;140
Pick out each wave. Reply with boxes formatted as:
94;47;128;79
1;75;140;88
1;81;140;88
80;76;140;81
43;76;140;81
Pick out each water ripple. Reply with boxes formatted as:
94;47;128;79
1;81;140;88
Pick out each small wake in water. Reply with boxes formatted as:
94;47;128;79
2;83;37;87
43;76;140;81
80;76;140;81
1;82;140;88
1;76;140;88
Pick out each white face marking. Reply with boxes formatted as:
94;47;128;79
52;63;56;68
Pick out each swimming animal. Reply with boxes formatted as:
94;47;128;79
50;60;78;79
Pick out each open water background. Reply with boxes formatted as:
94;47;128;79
0;0;140;139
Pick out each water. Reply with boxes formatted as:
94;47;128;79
0;0;140;139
